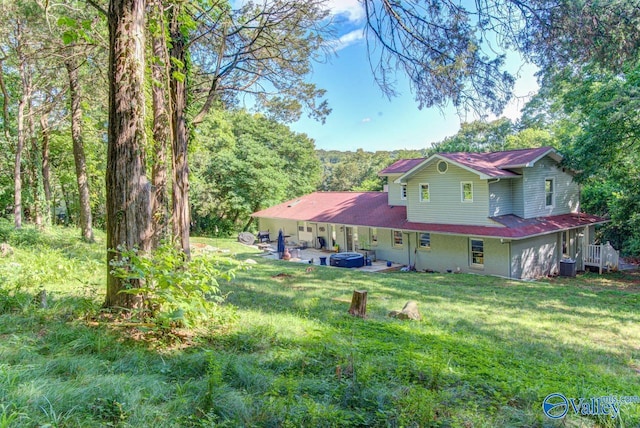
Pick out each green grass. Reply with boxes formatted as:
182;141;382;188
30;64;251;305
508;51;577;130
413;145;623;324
0;221;639;427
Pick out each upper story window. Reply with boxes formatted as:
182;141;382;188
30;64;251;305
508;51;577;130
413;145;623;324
461;181;473;202
393;230;403;247
419;232;431;249
545;178;554;207
419;183;430;202
401;184;407;200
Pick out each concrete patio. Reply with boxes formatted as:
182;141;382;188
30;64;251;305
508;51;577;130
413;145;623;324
256;244;402;273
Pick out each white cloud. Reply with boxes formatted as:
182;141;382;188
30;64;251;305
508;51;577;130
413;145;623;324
361;117;371;123
326;28;365;51
326;0;365;23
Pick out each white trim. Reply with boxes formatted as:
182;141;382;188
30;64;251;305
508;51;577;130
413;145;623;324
461;181;473;203
392;229;403;247
419;182;430;202
400;184;407;200
545;177;555;208
437;160;448;174
470;238;484;268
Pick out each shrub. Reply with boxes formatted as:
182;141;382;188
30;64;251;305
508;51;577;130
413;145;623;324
110;243;236;329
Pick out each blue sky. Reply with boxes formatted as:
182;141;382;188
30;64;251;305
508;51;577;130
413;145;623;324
287;0;540;152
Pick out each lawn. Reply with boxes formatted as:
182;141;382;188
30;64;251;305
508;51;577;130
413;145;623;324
0;222;638;427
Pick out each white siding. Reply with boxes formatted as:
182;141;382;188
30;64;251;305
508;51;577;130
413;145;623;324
406;163;493;226
522;157;580;218
489;179;515;217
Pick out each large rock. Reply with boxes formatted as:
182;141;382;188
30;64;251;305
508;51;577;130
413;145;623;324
0;243;13;257
388;300;421;320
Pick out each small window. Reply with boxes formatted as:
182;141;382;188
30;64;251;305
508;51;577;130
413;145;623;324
461;182;473;202
307;227;312;233
470;239;484;267
419;183;430;202
545;178;554;207
371;228;378;246
437;160;448;174
393;230;403;247
298;226;304;232
419;233;431;249
401;184;407;200
319;226;325;232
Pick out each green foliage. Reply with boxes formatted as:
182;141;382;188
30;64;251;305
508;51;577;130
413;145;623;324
109;242;236;328
431;118;517;153
191;109;321;235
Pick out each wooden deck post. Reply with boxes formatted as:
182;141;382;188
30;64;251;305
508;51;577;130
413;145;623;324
348;290;367;318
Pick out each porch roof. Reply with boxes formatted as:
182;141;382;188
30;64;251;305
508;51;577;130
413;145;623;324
252;192;608;240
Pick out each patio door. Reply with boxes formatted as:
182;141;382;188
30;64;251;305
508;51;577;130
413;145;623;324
346;227;354;252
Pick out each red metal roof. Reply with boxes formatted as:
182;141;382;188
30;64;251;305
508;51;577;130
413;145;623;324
252;191;607;240
389;146;560;180
378;158;426;175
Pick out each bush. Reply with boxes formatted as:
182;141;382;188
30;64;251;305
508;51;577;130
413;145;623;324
110;243;237;329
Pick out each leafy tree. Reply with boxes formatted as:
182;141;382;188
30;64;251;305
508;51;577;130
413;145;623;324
362;0;640;114
190;109;320;235
431;118;515;153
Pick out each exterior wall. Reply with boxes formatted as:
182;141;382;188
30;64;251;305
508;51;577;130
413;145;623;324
405;162;493;226
489;179;515;217
257;218;299;244
522;157;580;219
412;234;509;277
386;174;407;206
371;229;411;265
511;234;560;279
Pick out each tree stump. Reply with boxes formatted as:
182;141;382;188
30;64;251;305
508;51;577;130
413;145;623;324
348;290;367;318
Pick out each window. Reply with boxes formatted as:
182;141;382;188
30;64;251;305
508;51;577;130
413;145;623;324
393;230;403;247
371;228;378;246
545;178;554;207
470;239;484;267
419;233;431;249
437;160;448;174
419;183;430;202
461;182;473;202
298;225;304;232
401;184;407;200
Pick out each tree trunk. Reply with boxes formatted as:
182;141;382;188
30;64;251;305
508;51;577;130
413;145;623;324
28;98;43;229
105;0;152;309
66;56;94;242
14;20;27;230
149;0;171;248
169;6;191;259
348;290;368;318
40;112;52;223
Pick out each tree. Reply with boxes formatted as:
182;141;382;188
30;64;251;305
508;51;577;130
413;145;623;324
166;0;331;256
431;118;515;153
105;0;152;308
190;109;320;235
65;54;94;242
362;0;640;115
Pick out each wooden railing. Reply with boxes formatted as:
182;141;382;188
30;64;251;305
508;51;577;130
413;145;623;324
584;242;619;274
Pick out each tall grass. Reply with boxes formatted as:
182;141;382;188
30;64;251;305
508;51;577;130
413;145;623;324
0;222;638;426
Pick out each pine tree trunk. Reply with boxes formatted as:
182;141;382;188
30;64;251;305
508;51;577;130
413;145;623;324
105;0;152;309
14;20;27;230
40;112;52;224
66;56;94;242
169;6;191;260
149;0;171;248
28;99;43;229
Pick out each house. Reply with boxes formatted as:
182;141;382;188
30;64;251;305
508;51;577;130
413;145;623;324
252;147;611;279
